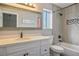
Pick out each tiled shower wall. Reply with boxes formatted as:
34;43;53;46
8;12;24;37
62;4;79;45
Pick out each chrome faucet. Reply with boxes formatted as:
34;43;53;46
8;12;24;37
20;32;23;38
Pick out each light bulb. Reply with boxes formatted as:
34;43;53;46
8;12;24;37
33;4;36;7
29;3;33;6
25;3;28;5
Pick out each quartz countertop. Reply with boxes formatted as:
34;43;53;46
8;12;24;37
0;36;52;46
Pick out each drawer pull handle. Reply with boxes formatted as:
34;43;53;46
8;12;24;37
44;49;47;51
24;53;28;56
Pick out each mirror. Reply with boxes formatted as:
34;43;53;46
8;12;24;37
0;10;42;30
0;4;42;30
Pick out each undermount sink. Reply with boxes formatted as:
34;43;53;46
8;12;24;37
5;36;43;42
16;37;32;41
24;37;32;39
18;36;38;40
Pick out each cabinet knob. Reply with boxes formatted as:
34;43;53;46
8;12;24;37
44;49;47;51
23;53;28;56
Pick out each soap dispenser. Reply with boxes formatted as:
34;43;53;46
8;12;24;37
20;32;23;38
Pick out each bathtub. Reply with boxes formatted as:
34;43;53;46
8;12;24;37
57;42;79;56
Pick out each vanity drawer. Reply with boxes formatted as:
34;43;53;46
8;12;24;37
8;47;40;56
6;43;28;54
40;45;49;55
0;47;7;56
6;40;40;54
8;50;26;56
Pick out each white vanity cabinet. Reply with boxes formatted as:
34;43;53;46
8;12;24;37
0;37;50;56
40;39;50;56
8;47;40;56
7;40;40;56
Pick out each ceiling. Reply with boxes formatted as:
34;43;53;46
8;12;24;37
54;3;74;8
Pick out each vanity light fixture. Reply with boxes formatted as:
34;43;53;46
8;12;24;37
29;3;33;6
26;3;36;8
33;4;36;7
19;3;36;8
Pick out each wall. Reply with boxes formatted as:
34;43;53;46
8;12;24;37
0;4;42;28
0;4;42;39
34;4;61;43
37;4;62;44
62;4;79;45
0;3;61;44
52;4;62;44
36;3;53;36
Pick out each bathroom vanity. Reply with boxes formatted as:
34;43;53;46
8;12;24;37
0;36;51;56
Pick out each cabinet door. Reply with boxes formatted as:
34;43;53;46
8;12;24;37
0;47;7;56
40;39;50;56
28;48;40;56
40;45;49;56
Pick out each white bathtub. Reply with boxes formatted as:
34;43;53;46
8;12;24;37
57;42;79;56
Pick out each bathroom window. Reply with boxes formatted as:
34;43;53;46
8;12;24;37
42;9;52;29
3;13;17;27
